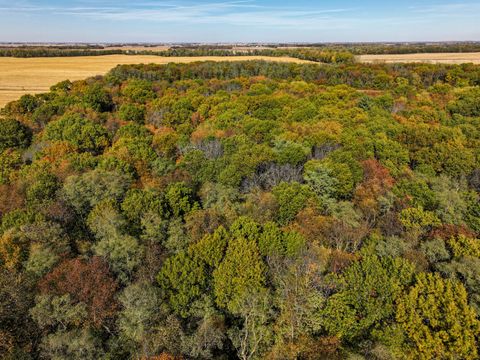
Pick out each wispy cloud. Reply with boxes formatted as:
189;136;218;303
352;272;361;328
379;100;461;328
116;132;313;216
0;0;356;28
1;0;479;42
409;2;480;15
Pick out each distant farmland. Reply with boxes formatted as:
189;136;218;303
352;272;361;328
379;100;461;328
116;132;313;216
0;54;313;108
358;52;480;64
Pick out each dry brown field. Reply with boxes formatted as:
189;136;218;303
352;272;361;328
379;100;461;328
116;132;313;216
358;52;480;64
0;54;313;108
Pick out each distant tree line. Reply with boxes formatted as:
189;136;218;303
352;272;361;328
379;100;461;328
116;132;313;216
0;46;354;64
334;42;480;55
0;48;123;57
1;43;480;60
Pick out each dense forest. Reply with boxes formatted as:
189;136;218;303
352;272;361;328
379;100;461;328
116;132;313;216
1;60;480;359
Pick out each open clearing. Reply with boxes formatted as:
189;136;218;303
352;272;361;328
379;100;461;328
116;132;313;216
358;52;480;64
0;54;313;108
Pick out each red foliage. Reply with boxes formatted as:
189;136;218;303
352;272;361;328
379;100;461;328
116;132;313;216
298;335;341;360
328;250;359;274
378;209;405;237
354;159;395;223
293;208;368;252
292;207;325;243
427;224;476;241
157;169;192;189
403;249;429;271
185;208;226;243
42;199;76;226
191;112;203;126
0;184;25;217
0;331;14;358
147;353;183;360
39;256;118;327
361;159;395;190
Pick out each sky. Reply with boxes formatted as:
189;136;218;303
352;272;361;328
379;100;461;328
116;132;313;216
0;0;479;43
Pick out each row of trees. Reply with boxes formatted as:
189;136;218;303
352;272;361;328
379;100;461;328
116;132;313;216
3;42;480;58
0;48;123;58
0;46;354;64
0;60;479;359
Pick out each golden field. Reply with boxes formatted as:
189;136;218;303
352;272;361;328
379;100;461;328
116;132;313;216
358;52;480;64
0;54;313;108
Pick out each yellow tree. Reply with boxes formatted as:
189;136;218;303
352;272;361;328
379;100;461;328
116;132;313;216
396;273;480;359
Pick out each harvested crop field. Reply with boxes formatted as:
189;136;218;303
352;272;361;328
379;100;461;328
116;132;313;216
0;54;313;108
358;52;480;64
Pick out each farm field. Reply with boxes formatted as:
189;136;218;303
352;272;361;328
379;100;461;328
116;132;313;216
0;54;313;108
358;52;480;64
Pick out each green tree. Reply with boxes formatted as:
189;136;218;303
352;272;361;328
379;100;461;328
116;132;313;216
0;150;22;185
62;169;131;215
446;234;480;258
273;139;310;166
83;83;112;112
165;182;199;218
396;273;480;359
321;255;414;342
44;113;109;153
40;328;104;360
17;94;41;114
22;221;69;277
30;294;88;330
272;182;314;225
448;87;480;117
122;79;156;104
0;119;31;152
436;256;480;314
373;135;410;175
118;103;146;124
392;176;437;210
87;200;126;240
399;206;441;232
114;122;153;143
304;159;355;199
25;171;59;206
89;204;143;283
304;160;338;199
121;188;167;230
258;222;304;258
157;251;207;317
213;236;266;313
191;225;229;268
431;175;469;225
465;191;480;233
117;282;161;357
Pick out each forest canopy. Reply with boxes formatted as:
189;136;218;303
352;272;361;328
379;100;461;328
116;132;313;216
0;59;480;359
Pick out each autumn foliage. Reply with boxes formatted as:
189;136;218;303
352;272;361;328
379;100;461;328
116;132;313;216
39;257;118;327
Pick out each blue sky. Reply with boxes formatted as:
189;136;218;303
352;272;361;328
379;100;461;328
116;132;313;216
1;0;479;42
